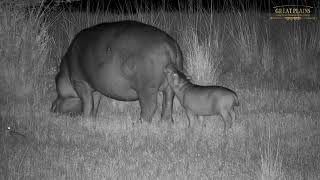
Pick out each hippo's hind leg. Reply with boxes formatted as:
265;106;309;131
161;85;174;122
138;89;158;123
92;91;102;117
72;80;94;117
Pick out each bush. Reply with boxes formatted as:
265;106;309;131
0;3;52;103
182;11;225;85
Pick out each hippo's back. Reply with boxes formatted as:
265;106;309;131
62;20;183;100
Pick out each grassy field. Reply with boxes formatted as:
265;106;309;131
1;2;320;180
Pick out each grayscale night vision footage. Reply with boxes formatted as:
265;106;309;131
1;0;319;179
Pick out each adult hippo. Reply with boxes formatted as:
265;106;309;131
51;20;183;123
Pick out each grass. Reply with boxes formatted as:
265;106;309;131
1;1;320;180
259;128;283;180
227;10;259;69
181;12;226;85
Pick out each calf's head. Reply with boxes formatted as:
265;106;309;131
164;64;189;90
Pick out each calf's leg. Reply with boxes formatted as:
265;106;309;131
230;108;236;123
161;86;174;122
186;109;198;127
221;109;233;134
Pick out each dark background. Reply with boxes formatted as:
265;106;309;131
46;0;318;13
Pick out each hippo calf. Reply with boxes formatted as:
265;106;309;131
164;65;239;132
51;20;183;123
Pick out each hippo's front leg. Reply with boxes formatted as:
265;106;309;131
51;97;82;115
138;89;158;123
72;80;94;116
161;85;174;122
